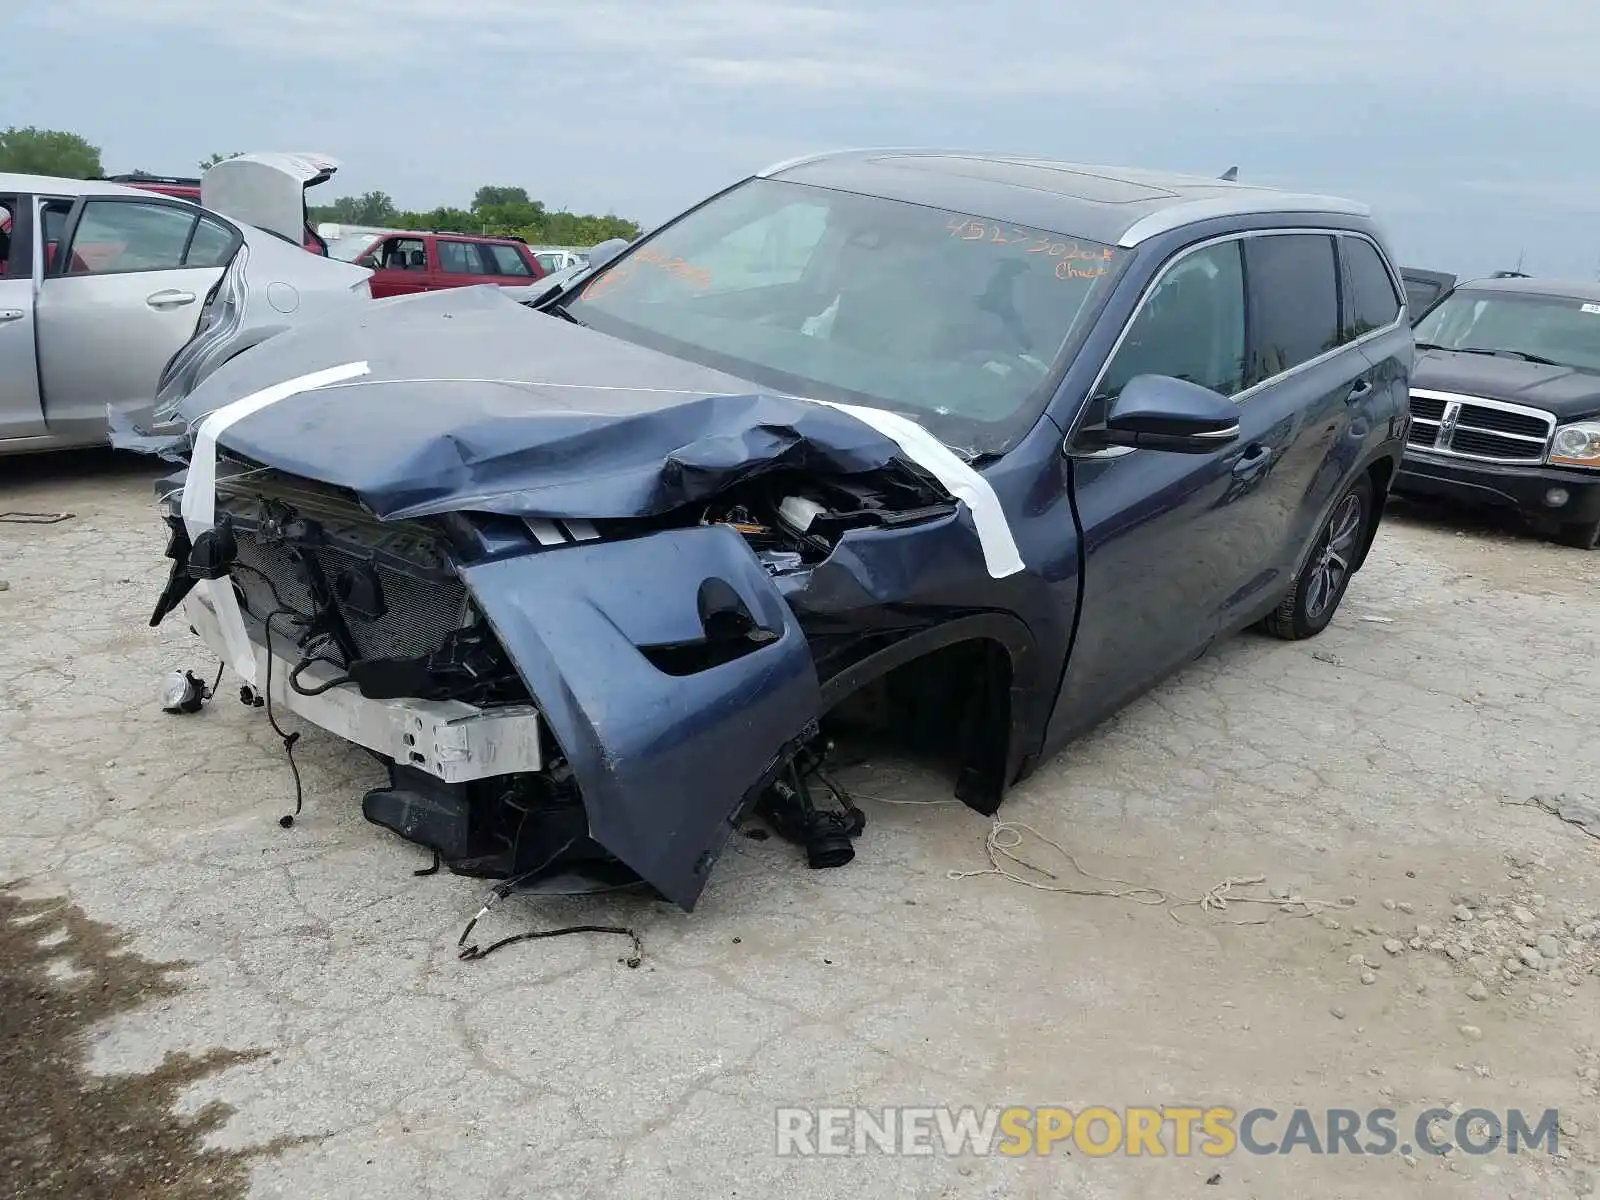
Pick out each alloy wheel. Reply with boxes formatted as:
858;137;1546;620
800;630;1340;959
1304;493;1363;620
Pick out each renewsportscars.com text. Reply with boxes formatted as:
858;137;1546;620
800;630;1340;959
775;1105;1559;1158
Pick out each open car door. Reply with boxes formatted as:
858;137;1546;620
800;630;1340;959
0;194;46;440
1400;268;1456;323
201;152;338;254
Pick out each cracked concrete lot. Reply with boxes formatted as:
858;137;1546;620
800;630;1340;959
2;450;1598;1200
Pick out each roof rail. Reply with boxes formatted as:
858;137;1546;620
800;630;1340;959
1117;192;1371;247
381;229;530;243
102;173;203;186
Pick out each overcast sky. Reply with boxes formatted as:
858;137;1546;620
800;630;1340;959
7;0;1598;280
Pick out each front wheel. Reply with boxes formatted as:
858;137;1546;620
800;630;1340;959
1262;475;1373;641
1554;518;1600;550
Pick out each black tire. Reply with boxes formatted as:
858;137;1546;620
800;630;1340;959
1554;519;1600;550
1262;474;1373;641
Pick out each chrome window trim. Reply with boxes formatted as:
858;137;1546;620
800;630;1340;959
1065;227;1405;458
1117;195;1370;247
1404;388;1556;466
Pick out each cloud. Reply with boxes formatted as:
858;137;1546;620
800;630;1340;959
9;0;1600;275
40;0;1600;102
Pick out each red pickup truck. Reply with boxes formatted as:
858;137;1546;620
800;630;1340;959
352;231;546;298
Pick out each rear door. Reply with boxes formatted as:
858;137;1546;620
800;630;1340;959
0;192;46;439
433;237;498;290
481;241;544;284
1051;229;1361;739
1209;230;1373;629
33;195;234;434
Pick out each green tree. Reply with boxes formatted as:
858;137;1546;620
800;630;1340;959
319;182;641;247
309;191;401;226
476;200;546;234
472;185;531;211
391;205;477;233
198;150;244;171
352;191;399;224
0;127;102;178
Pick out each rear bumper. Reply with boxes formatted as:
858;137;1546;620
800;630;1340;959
182;590;544;783
1395;451;1600;524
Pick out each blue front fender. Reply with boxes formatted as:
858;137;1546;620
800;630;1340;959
457;524;822;910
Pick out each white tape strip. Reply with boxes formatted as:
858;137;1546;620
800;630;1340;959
801;398;1025;579
179;361;371;686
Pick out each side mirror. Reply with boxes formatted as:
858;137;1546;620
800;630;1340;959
357;254;377;269
585;238;628;272
1099;374;1240;453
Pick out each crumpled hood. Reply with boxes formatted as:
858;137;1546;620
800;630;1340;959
1414;349;1600;420
177;285;941;522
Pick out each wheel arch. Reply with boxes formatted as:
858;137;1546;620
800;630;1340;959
817;612;1041;816
1353;451;1399;573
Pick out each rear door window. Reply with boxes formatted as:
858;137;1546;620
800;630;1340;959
438;239;492;275
485;244;532;276
184;216;238;268
40;200;73;274
63;199;199;275
1341;236;1401;339
1243;234;1340;384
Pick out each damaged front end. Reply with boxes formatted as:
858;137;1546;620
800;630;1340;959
151;447;968;909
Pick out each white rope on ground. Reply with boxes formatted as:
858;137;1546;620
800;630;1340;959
947;819;1167;905
850;791;962;807
947;816;1355;927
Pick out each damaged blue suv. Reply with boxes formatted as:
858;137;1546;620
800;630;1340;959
145;151;1412;909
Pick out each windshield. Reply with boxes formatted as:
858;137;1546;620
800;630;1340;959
1415;289;1600;373
563;178;1125;453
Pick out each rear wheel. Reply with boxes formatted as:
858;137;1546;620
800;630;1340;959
1554;518;1600;550
1262;475;1373;641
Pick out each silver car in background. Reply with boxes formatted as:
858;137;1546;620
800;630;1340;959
0;173;371;456
532;247;588;273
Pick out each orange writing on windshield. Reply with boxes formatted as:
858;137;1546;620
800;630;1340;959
634;245;713;290
582;267;633;300
945;217;1115;272
1056;260;1109;280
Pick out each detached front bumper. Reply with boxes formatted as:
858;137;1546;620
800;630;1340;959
168;505;823;910
1395;451;1600;524
183;589;544;783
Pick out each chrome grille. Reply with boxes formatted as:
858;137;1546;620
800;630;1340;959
1406;390;1555;465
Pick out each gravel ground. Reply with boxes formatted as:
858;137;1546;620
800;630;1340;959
2;450;1598;1200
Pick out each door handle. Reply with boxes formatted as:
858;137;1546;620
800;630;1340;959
1232;443;1274;477
1346;379;1374;403
0;309;24;323
146;289;196;309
